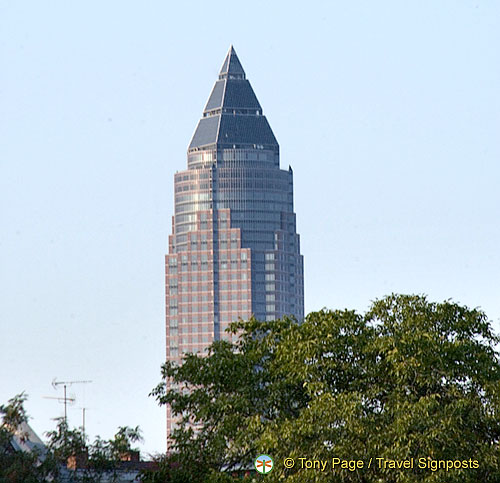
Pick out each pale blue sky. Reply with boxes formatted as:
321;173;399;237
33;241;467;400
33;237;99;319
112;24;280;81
1;1;499;454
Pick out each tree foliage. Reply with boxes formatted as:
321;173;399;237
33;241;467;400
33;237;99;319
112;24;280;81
46;420;143;479
0;393;143;482
150;294;500;482
0;393;58;482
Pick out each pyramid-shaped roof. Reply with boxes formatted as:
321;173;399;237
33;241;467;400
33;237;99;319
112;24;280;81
219;45;245;79
188;46;278;152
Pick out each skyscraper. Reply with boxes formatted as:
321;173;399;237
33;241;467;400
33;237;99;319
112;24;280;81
165;46;304;438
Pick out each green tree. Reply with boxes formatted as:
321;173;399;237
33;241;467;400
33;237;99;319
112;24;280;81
46;418;87;464
46;420;143;480
0;393;58;482
150;295;500;482
87;425;143;471
148;316;307;482
0;393;143;483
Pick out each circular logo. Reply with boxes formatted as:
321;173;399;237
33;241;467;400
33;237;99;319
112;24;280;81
255;454;274;474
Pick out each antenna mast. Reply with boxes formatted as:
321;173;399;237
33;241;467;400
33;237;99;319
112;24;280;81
51;378;92;424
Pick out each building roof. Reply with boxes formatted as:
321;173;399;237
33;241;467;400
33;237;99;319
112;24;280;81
219;45;246;79
9;421;47;460
188;46;278;151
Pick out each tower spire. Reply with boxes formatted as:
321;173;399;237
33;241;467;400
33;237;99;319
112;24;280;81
188;46;277;152
219;45;245;79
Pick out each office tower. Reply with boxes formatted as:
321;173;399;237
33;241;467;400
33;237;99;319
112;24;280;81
165;46;304;439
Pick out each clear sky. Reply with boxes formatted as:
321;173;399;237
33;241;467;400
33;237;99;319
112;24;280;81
1;0;499;455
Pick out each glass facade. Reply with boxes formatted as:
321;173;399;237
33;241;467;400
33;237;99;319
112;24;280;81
165;46;304;441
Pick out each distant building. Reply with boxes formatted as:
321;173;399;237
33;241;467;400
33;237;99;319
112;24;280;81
165;46;304;442
5;419;156;481
8;420;47;458
61;449;158;482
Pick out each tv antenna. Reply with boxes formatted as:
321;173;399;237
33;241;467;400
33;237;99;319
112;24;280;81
43;394;76;423
51;378;92;424
77;407;90;437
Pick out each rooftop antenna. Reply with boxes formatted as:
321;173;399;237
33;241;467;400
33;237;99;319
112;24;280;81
76;407;90;437
43;394;76;423
51;378;92;424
